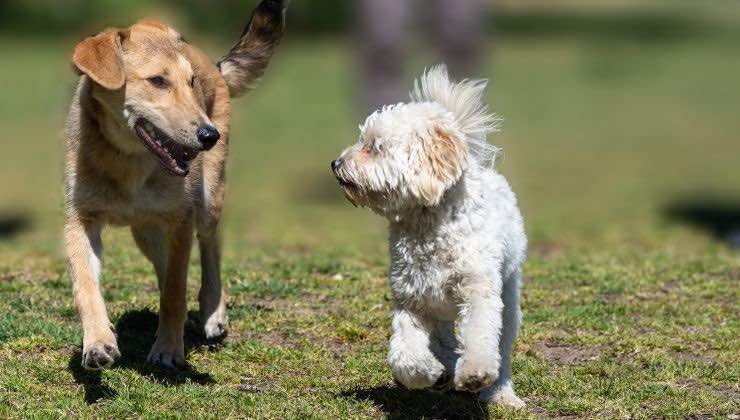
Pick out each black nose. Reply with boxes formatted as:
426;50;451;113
331;159;343;172
197;125;220;149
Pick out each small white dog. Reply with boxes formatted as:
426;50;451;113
332;65;526;408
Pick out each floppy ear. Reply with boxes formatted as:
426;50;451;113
414;124;468;206
72;30;125;90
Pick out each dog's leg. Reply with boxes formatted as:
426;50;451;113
147;219;192;367
65;218;120;370
480;271;525;408
388;307;446;389
131;224;168;291
196;148;228;339
454;272;504;393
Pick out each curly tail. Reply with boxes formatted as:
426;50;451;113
217;0;287;98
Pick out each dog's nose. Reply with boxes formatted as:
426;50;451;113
331;159;343;172
197;125;220;150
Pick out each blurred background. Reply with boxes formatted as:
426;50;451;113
1;0;740;261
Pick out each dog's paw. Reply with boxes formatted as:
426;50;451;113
454;358;498;392
201;308;228;340
491;390;525;409
390;354;446;389
481;383;526;409
82;340;121;371
147;336;184;368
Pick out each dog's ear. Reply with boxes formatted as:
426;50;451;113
414;124;468;205
72;30;126;90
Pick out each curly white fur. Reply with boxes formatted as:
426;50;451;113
332;65;526;408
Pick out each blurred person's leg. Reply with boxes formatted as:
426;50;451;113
432;0;486;78
357;0;411;112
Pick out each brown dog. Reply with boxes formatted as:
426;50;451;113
64;1;285;370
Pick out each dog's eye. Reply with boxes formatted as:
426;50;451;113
147;76;168;88
362;142;374;154
190;76;196;88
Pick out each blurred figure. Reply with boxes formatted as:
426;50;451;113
356;0;486;112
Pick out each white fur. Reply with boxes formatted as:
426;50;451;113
334;65;526;408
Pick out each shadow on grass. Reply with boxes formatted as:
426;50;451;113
344;384;488;420
664;197;740;248
68;309;225;404
0;212;31;240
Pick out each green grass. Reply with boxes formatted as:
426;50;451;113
1;15;739;419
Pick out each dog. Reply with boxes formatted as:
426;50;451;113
64;0;285;370
331;65;526;408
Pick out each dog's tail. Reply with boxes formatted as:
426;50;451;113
410;64;502;165
217;0;287;98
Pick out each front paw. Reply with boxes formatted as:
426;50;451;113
389;353;446;389
454;358;498;392
82;340;121;370
147;335;184;368
481;383;526;409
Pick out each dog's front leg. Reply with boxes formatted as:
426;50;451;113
454;273;504;392
65;217;120;370
388;307;446;389
147;219;193;367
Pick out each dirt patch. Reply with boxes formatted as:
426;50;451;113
224;328;294;348
537;341;603;365
633;279;681;301
674;378;740;401
260;330;291;348
236;376;271;394
0;272;17;282
712;384;740;402
250;297;331;317
669;350;713;364
529;404;581;419
529;240;564;259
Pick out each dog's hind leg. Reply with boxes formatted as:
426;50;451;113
196;145;228;340
131;224;168;291
479;270;525;408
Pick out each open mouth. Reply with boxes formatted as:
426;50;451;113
334;177;360;207
134;119;199;177
336;177;357;190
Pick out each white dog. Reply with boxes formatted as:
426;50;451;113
332;65;526;408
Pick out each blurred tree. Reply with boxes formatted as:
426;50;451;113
0;0;350;36
167;0;349;35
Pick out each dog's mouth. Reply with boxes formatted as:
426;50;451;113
336;177;357;190
334;176;361;207
134;119;198;177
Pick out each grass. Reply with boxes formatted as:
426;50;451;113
0;10;739;418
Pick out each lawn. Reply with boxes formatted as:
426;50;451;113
0;11;739;418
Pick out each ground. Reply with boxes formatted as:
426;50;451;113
0;11;739;419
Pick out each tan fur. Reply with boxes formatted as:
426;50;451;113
73;30;126;90
417;125;468;205
65;3;284;370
